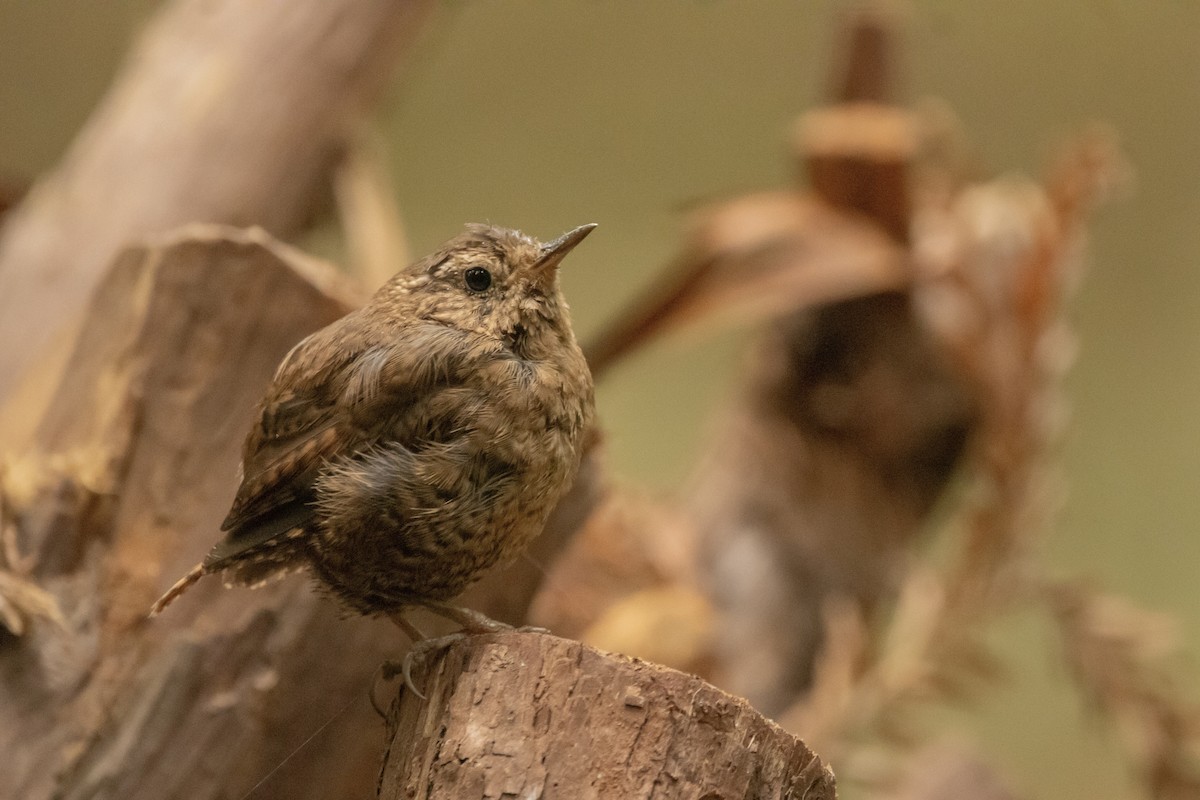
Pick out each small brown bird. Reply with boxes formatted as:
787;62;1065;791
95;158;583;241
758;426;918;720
151;223;596;645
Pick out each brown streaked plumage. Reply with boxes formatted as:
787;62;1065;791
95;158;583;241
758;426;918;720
151;223;596;634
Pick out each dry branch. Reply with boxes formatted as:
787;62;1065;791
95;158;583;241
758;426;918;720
584;193;908;378
378;631;837;800
0;0;433;402
1047;581;1200;799
776;129;1126;793
798;105;916;244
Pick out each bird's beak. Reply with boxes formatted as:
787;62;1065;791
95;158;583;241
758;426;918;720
532;223;597;277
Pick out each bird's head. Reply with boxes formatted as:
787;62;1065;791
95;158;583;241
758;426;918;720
380;223;595;356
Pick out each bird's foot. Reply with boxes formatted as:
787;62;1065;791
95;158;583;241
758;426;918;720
420;602;511;634
369;620;554;716
375;631;466;710
388;610;427;643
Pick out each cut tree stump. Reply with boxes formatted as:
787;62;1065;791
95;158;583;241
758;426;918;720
1;226;396;800
378;631;836;800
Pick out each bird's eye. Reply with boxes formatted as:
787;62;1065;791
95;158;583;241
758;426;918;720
464;266;492;292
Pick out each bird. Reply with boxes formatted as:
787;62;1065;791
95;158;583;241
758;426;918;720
150;223;597;654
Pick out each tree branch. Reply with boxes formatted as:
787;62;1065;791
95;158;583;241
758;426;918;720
0;0;433;402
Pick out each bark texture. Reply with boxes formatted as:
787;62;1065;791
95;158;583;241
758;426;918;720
0;227;403;800
378;631;836;800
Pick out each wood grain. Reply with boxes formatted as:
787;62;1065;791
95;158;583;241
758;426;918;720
379;631;837;800
0;227;401;800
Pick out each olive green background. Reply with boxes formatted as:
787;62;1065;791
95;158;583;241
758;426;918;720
2;2;1197;797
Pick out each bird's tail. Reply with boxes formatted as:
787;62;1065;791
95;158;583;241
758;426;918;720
148;563;206;616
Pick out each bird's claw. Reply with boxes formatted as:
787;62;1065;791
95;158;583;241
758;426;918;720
370;622;549;718
393;647;427;701
373;632;467;712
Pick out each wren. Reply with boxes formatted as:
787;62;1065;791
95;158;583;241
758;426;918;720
152;223;596;643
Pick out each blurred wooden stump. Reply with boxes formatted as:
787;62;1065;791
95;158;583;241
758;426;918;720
379;631;837;800
564;6;975;717
798;104;916;243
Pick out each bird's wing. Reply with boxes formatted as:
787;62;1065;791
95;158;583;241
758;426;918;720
206;320;491;566
207;322;361;565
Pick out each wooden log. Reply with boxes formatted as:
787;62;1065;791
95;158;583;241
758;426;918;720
0;0;433;401
378;631;837;800
0;226;404;800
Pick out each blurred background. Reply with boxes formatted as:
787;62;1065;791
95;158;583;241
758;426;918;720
1;2;1196;797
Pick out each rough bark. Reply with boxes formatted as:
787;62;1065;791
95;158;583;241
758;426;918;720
0;227;402;800
378;631;836;800
0;0;433;401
